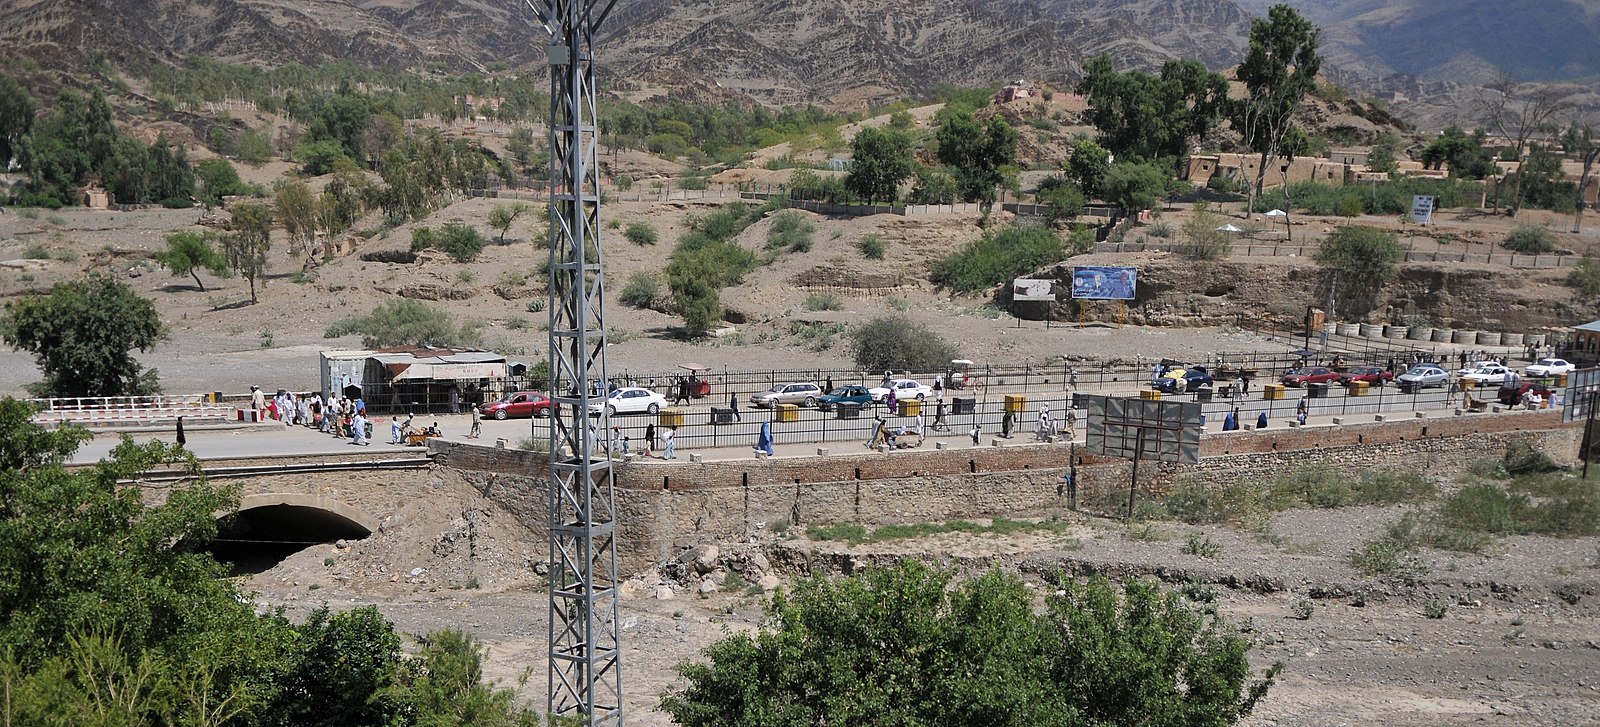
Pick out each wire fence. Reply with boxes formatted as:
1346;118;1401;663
1099;239;1582;269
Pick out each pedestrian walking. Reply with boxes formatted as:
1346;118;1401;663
729;392;741;422
1002;409;1014;439
609;426;622;455
175;415;186;449
1069;368;1079;390
251;385;265;412
1256;411;1268;429
969;423;981;446
390;416;403;445
643;423;656;457
352;412;369;445
468;403;482;439
756;421;774;456
824;375;834;394
886;389;897;413
661;426;677;460
673;377;690;406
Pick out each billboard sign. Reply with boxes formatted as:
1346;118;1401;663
1563;368;1600;423
1411;195;1435;224
1012;278;1056;302
1084;395;1202;465
1071;266;1137;300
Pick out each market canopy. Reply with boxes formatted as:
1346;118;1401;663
1264;209;1288;217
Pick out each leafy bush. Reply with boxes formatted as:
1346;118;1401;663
620;270;661;309
857;233;888;259
1182;532;1223;558
766;210;815;253
1147;220;1174;238
1254;178;1483;216
1569;256;1600;297
409;223;487;263
624;221;658;246
1503;223;1556;254
1181;202;1232;260
803;292;844;311
1315;225;1403;317
324;298;481;348
931;225;1064;293
1290;598;1314;620
848;315;958;372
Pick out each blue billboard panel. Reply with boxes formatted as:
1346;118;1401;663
1071;266;1137;300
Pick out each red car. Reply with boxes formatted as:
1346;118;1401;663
1339;366;1393;386
482;391;553;419
1281;366;1342;387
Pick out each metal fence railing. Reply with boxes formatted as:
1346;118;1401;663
526;381;1503;455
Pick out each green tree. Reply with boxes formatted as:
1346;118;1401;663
1366;132;1401;176
844;126;915;203
1232;4;1323;207
906;165;959;204
155;230;231;291
195;157;252;206
410;222;487;263
1182;201;1234;260
317;169;375;241
1036;177;1086;223
274;178;320;264
848;316;959;372
236;126;273;164
667;265;721;336
0;75;36;166
397;629;537;726
223;202;273;304
1315;225;1402;318
1561;120;1600;232
324;298;481;348
1077;56;1228;164
1479;79;1568;218
1;273;165;397
305;83;374;162
294;139;351;176
661;562;1277;726
265;606;404;727
1064;138;1112;198
1103;160;1171;213
1419;126;1495;179
935;112;1018;207
487;202;533;244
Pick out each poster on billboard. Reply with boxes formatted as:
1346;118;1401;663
1012;278;1056;302
1071;266;1137;300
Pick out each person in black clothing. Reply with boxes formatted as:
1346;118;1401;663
673;376;690;405
729;392;741;421
175;415;186;448
825;375;834;394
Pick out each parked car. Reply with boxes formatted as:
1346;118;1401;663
1498;380;1554;406
1338;366;1393;386
816;385;874;411
750;382;823;408
868;378;934;403
1397;364;1450;389
482;391;553;420
1525;358;1576;378
1282;366;1342;387
1152;366;1213;393
587;386;668;416
1459;364;1513;386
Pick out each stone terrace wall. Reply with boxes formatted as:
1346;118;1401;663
431;412;1581;571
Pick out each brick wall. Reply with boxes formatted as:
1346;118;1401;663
429;413;1582;571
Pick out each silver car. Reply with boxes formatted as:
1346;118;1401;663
1396;364;1449;389
750;382;822;408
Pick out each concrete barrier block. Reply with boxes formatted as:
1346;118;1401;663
815;447;828;457
1288;421;1300;428
1415;411;1426;419
689;453;702;463
991;438;1003;447
1492;406;1502;413
1331;417;1344;425
1374;414;1387;422
754;451;769;460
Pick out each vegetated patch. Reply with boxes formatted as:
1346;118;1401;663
1502;223;1556;254
803;292;844;311
930;225;1065;294
1161;466;1436;528
788;321;846;352
410;222;487;263
624;221;658;246
857;233;888;260
766;210;815;253
806;517;1071;546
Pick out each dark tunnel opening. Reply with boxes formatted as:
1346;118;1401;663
209;504;372;576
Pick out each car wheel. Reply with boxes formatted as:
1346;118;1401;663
606;405;617;417
804;396;816;408
916;393;925;401
647;403;660;414
493;409;508;420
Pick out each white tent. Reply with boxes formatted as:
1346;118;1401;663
1264;209;1288;217
1215;224;1242;233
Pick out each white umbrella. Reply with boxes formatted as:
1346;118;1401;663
1215;224;1242;232
1264;209;1288;217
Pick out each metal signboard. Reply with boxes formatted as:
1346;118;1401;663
1012;278;1056;302
1071;266;1137;300
1084;395;1203;465
1410;195;1435;225
1562;368;1600;423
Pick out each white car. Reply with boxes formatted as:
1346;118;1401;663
868;378;933;403
587;387;668;416
750;382;823;408
1459;364;1513;385
1525;358;1576;378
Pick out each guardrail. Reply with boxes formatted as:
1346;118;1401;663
27;394;236;427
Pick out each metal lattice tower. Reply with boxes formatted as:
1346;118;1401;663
530;0;622;723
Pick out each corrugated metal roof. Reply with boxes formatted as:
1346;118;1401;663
1574;320;1600;333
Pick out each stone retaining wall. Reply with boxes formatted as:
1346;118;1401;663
431;412;1581;570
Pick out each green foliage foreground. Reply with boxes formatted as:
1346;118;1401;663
0;399;537;725
660;561;1279;726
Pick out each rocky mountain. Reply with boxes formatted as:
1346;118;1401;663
1234;0;1600;85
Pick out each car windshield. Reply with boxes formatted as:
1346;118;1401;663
1538;359;1561;366
827;388;853;396
761;385;784;394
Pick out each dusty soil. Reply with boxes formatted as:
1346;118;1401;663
235;460;1600;725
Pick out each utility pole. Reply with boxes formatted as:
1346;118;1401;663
530;1;623;724
1320;270;1337;350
